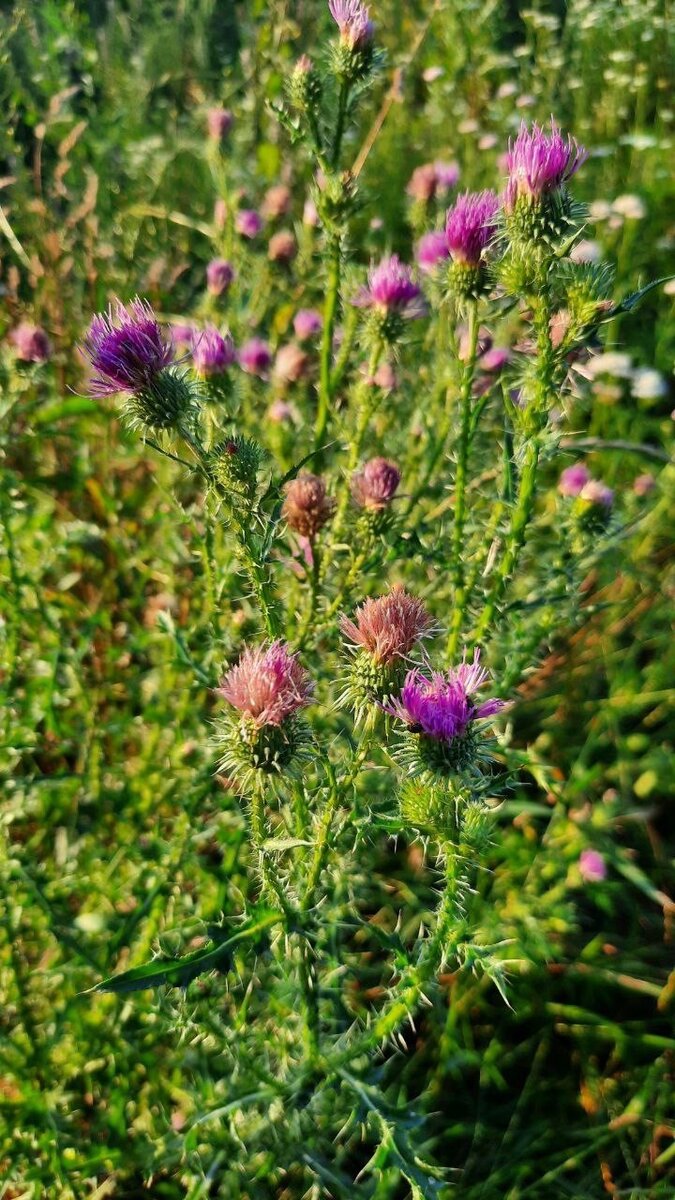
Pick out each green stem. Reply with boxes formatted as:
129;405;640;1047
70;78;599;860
315;232;343;451
331;79;349;168
330;343;384;544
446;302;479;660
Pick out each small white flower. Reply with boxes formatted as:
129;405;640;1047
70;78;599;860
631;367;668;401
586;351;633;380
588;199;612;221
612;193;647;220
570;239;602;264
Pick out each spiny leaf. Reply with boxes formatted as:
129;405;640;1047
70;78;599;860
88;909;281;994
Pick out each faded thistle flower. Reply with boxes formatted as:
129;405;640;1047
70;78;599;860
268;229;297;264
407;161;460;204
445;190;500;298
386;650;504;776
350;457;401;510
273;343;310;385
10;322;51;363
339;586;434;721
82;298;198;433
354;255;426;342
206;259;234;296
282;472;335;539
504;120;586;246
191;326;236;378
216;641;313;777
261;185;292;221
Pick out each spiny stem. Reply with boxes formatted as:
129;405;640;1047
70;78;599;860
330;343;384;543
315;232;343;452
447;301;479;660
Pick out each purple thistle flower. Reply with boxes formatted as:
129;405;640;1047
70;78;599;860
385;650;504;742
579;849;607;883
238;337;272;378
434;161;461;191
217;641;313;728
417;230;450;274
207;108;233;141
82;298;174;396
504;120;587;210
579;479;614;509
558;462;590;497
191;326;236;377
235;209;263;239
9;322;51;363
445;190;500;267
328;0;374;49
206;259;234;296
351;457;401;510
294;308;323;340
354;255;426;319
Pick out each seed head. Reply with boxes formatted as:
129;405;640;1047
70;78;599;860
282;472;335;538
217;641;313;728
340;585;433;666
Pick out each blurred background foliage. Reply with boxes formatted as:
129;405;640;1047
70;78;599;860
0;1;673;1197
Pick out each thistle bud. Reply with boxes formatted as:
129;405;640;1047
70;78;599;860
207;107;233;143
288;55;323;111
268;229;297;264
282;472;335;538
211;434;264;509
206;259;235;296
350;457;401;510
235;209;264;239
239;338;272;379
261;185;292;221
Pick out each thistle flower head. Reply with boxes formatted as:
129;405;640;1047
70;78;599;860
294;308;323;340
268;229;297;263
355;255;424;316
217;641;313;728
407;161;460;203
273;342;310;384
417;230;450;274
207;107;233;141
282;472;335;538
579;849;607;883
559;462;590;497
386;650;504;742
82;298;174;396
445;190;500;268
350;457;401;510
579;479;614;508
235;208;264;239
10;322;51;363
328;0;374;49
238;337;272;378
340;585;433;666
206;259;234;296
191;326;236;377
504;120;586;208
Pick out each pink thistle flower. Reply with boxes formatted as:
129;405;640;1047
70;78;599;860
82;298;174;396
504;120;587;210
9;322;51;363
558;462;590;496
206;259;234;296
351;457;401;509
407;163;440;204
191;326;236;376
217;641;313;728
340;585;433;666
633;473;655;497
239;337;272;378
328;0;374;49
434;161;461;191
579;479;614;508
385;650;504;741
445;190;500;267
479;346;511;373
235;208;263;239
294;308;323;340
207;108;233;141
579;849;607;883
354;255;426;319
417;230;450;274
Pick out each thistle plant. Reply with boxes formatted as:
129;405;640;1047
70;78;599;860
69;4;669;1191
